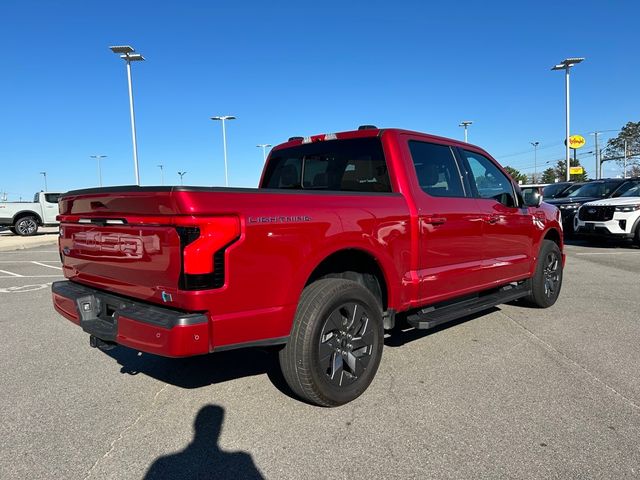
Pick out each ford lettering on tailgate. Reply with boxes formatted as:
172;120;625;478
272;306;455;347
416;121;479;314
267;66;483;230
72;231;158;259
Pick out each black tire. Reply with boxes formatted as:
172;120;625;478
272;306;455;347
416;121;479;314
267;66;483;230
634;223;640;247
524;240;563;308
279;278;384;407
14;216;39;236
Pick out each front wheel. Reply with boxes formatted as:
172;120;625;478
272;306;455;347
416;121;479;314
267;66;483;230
279;278;384;407
14;216;39;236
524;240;563;308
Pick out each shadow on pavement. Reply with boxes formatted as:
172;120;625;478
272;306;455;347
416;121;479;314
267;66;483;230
564;237;638;249
384;307;499;347
145;404;264;480
103;346;296;398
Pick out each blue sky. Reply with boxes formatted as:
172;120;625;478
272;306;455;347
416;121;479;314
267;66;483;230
1;0;638;199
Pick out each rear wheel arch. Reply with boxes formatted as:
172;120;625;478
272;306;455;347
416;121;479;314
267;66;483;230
304;248;389;312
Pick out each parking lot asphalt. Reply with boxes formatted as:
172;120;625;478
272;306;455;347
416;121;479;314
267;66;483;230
1;241;639;479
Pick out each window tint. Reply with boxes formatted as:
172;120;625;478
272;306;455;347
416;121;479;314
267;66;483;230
262;138;391;192
612;180;640;197
44;193;60;204
543;183;571;198
408;141;465;197
568;181;619;198
621;183;640;197
463;150;516;207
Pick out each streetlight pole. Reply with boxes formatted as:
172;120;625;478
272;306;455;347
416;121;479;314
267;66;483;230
157;164;164;185
178;171;187;186
459;121;473;143
552;57;584;182
90;155;107;187
211;116;236;187
40;172;48;191
110;45;145;185
530;142;539;183
256;143;272;162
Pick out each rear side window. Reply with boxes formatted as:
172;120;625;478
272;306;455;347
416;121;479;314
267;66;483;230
462;150;516;207
45;194;60;204
408;141;465;197
262;138;391;192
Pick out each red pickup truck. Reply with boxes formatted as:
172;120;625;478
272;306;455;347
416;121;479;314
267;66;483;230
52;126;564;406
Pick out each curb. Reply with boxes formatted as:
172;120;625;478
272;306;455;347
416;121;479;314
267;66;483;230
0;235;59;252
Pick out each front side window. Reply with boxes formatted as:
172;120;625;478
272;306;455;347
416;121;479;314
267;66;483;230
463;150;516;207
408;141;465;197
262;138;391;192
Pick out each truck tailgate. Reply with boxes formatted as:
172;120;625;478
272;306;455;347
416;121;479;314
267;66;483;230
59;223;182;302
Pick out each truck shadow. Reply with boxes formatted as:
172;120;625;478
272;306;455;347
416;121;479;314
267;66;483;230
384;307;500;347
103;346;296;399
145;404;265;480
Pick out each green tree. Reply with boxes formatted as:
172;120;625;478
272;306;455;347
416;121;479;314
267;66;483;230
603;121;640;175
504;166;528;184
541;167;557;183
554;156;589;182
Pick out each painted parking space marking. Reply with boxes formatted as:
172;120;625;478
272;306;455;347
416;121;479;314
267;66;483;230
0;276;63;279
0;269;23;277
31;261;62;270
0;282;52;293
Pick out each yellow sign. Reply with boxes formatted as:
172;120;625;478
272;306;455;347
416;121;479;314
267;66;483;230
570;166;584;175
569;135;586;149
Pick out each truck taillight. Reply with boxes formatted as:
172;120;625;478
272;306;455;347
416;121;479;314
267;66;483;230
176;216;240;290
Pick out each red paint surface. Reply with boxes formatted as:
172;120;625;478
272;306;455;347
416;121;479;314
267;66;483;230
54;128;564;355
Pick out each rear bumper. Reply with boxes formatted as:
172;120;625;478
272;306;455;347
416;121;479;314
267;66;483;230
52;280;210;357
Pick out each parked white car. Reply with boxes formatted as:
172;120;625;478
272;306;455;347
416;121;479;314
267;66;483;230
0;191;61;236
574;180;640;244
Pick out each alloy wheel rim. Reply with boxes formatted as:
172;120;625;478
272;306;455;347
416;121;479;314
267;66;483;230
543;252;560;298
318;302;375;387
18;219;37;235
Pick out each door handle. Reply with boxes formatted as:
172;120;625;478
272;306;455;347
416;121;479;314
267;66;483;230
424;216;447;226
485;214;500;224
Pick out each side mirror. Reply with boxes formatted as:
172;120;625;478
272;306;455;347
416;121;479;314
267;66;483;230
522;187;543;207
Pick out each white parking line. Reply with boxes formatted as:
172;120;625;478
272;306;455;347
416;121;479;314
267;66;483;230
0;275;61;279
0;260;60;263
0;269;23;277
573;251;640;255
31;261;62;270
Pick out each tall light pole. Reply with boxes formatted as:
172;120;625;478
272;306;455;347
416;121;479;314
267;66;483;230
178;171;187;186
157;164;164;185
40;172;48;191
530;142;539;183
211;115;236;187
459;121;473;143
110;45;145;185
552;57;584;181
90;155;107;187
256;143;272;162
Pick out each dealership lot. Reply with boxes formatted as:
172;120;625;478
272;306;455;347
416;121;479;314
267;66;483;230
1;242;639;479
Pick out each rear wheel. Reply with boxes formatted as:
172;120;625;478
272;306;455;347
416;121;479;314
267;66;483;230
14;216;39;236
279;278;384;407
524;240;563;308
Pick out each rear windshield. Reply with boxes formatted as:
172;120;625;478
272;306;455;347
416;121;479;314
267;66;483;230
543;183;570;198
261;138;391;192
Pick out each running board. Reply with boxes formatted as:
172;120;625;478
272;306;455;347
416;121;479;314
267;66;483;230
407;280;531;330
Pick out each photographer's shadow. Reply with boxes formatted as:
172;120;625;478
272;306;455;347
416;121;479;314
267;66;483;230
145;404;264;480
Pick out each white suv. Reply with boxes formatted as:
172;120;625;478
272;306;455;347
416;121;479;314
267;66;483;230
574;180;640;244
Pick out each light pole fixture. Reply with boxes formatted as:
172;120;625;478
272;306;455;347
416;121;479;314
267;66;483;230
90;155;107;187
530;142;539;183
110;45;145;185
40;171;48;191
256;143;272;162
552;57;584;181
459;121;473;143
211;115;236;187
157;164;164;185
178;171;187;186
